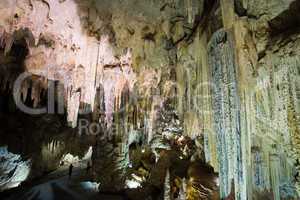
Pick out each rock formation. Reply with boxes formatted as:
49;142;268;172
0;0;300;200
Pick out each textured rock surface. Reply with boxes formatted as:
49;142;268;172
0;111;94;190
208;29;243;199
0;147;31;191
0;0;300;199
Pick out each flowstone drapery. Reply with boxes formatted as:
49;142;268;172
208;30;244;199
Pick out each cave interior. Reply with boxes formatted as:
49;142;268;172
0;0;300;200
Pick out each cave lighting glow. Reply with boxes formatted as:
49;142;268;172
0;146;31;191
125;179;142;189
79;181;100;192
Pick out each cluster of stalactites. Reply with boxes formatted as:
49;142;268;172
65;36;136;128
0;0;137;128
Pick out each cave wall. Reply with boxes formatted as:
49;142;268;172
0;0;300;199
215;0;300;199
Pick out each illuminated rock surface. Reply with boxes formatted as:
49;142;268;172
0;147;31;191
0;0;300;200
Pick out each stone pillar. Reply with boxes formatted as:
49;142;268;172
208;29;244;199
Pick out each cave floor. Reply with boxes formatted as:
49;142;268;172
1;161;125;200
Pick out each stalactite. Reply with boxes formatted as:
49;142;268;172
251;55;300;198
67;90;81;128
31;79;41;108
21;79;29;102
0;27;6;49
4;36;14;56
1;1;300;199
269;153;280;200
208;29;243;199
0;0;138;129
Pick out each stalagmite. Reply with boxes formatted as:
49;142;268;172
164;168;171;200
177;178;187;200
0;1;300;200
